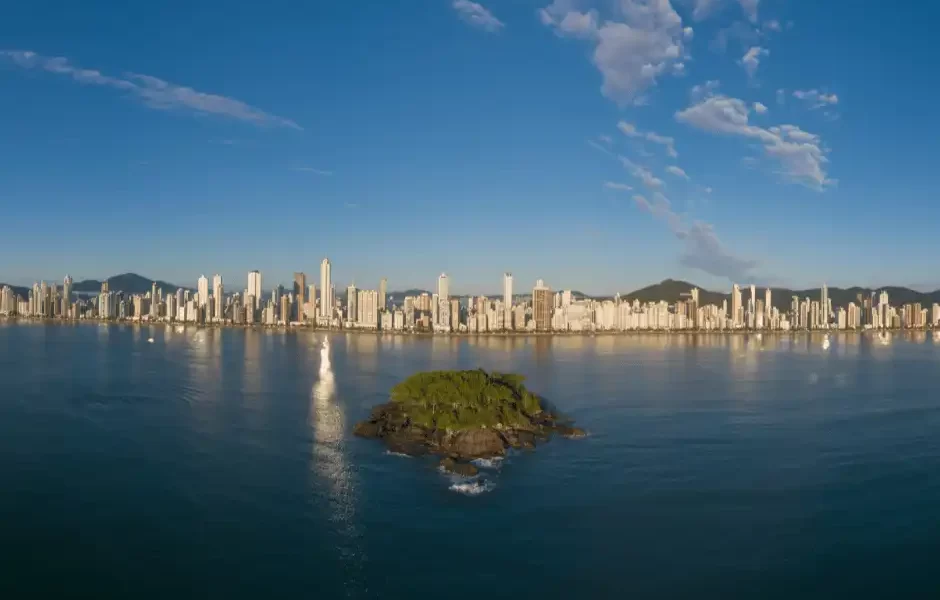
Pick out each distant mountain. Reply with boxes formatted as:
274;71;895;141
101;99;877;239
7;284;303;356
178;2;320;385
621;279;940;311
72;273;185;296
0;283;29;298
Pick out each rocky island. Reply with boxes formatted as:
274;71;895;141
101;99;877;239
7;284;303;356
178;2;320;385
353;369;585;476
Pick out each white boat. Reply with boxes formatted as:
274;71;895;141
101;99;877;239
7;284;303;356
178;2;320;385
147;338;154;343
821;335;830;350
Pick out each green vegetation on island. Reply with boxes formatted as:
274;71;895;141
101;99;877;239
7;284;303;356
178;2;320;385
354;369;585;475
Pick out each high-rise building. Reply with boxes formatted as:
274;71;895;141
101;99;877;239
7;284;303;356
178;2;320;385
320;258;332;319
379;278;387;311
63;275;72;313
503;272;513;330
731;284;742;328
213;274;224;322
197;275;208;308
293;272;306;321
820;284;829;328
562;290;572;307
532;279;552;332
246;271;262;305
347;284;358;322
438;273;449;301
764;288;772;320
357;289;378;328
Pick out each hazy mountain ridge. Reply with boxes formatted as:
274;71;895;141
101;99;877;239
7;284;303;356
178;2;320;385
621;279;940;312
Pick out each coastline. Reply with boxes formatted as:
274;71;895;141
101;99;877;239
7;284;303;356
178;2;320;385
0;315;931;337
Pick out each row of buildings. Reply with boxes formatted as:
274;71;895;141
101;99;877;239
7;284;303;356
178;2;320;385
2;267;939;332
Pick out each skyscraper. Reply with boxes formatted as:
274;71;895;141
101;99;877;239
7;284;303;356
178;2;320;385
438;273;449;301
150;281;159;318
532;279;552;332
293;272;306;321
347;284;358;322
319;258;332;319
503;272;513;330
765;288;772;320
731;284;742;328
820;284;829;328
248;270;262;303
213;274;224;322
197;275;209;308
63;275;72;313
379;278;387;311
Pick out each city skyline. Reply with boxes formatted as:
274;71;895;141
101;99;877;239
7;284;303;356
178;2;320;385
5;266;939;333
2;2;937;292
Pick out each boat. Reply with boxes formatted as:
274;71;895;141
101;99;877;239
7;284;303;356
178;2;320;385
821;335;830;350
147;338;154;343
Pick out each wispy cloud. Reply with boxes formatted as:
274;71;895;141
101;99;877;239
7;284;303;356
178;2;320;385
604;181;633;191
540;0;689;105
453;0;505;33
291;167;333;176
753;101;768;114
675;89;834;189
793;89;839;109
666;165;690;179
617;120;678;158
740;46;768;78
693;0;760;23
0;50;301;130
620;156;665;191
633;190;759;280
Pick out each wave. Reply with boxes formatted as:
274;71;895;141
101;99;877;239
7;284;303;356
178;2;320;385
449;479;496;495
384;450;413;458
471;457;504;469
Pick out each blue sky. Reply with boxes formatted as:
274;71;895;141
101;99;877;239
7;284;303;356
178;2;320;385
1;0;937;294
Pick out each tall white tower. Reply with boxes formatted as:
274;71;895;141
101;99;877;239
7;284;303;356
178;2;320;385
247;270;262;302
438;273;449;301
197;275;209;308
213;274;224;321
320;258;332;318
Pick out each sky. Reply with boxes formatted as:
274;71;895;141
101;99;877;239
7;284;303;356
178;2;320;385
2;0;938;295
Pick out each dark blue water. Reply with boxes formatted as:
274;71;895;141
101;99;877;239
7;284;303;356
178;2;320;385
1;322;939;598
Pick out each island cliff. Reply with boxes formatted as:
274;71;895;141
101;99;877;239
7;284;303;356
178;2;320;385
353;369;585;475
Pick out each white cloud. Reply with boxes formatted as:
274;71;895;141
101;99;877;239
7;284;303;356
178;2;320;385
453;0;505;33
764;19;781;32
540;0;688;105
675;93;834;189
598;134;613;145
634;190;758;280
292;167;333;176
793;89;839;109
617;120;678;157
753;101;768;114
693;0;760;23
0;50;301;130
666;165;689;179
604;181;633;191
740;46;768;78
620;156;665;190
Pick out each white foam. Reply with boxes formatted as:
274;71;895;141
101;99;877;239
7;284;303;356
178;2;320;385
471;457;504;469
384;450;412;458
449;479;496;495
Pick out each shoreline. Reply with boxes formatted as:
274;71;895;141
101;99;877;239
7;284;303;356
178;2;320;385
0;315;931;337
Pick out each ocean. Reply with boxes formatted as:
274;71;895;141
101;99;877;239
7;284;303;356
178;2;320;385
1;322;939;598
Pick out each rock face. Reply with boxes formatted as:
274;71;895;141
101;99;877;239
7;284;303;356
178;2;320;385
439;457;479;477
354;383;584;470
